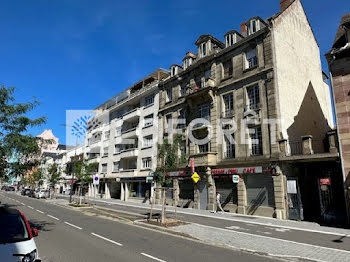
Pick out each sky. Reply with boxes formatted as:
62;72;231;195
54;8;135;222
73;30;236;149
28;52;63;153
0;0;349;145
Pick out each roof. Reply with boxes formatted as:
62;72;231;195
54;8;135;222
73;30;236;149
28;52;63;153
195;35;225;49
332;13;350;49
224;30;243;38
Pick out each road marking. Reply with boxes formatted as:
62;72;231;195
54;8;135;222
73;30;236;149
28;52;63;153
199;223;350;254
27;206;34;209
141;253;166;262
59;196;350;238
91;233;123;246
47;215;60;220
36;209;44;214
20;202;25;205
64;222;82;230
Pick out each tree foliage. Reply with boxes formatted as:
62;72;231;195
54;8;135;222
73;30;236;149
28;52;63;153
47;163;62;188
154;134;187;186
0;86;46;181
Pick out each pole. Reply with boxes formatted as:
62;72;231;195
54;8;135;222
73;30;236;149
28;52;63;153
69;135;78;204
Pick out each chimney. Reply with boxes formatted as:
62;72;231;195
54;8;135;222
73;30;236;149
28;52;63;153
280;0;294;12
240;22;247;34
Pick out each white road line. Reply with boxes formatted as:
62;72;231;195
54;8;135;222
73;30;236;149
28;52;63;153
91;233;123;246
64;222;82;230
20;202;25;205
141;253;166;262
199;223;350;255
27;206;34;209
47;215;60;221
36;209;44;214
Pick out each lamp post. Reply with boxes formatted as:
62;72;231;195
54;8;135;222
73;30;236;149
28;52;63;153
61;124;79;204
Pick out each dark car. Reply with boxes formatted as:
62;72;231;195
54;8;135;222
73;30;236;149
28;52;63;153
7;186;15;191
21;189;31;196
1;185;8;191
27;190;36;198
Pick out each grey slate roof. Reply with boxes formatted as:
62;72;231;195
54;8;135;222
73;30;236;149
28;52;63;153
333;13;350;49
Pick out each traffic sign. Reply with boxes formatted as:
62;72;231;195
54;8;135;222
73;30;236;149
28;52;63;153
191;172;200;183
93;175;99;185
232;175;240;184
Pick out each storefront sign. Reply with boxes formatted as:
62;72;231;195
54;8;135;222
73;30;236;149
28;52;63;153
167;171;190;177
319;178;331;185
211;166;263;175
190;158;195;173
146;176;153;183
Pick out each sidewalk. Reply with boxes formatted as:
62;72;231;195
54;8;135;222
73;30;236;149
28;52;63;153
58;193;350;237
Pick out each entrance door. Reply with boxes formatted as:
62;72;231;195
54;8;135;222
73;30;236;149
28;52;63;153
287;178;304;220
318;178;333;223
198;180;208;210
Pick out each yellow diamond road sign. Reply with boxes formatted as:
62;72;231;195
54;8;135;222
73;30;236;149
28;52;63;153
191;172;200;183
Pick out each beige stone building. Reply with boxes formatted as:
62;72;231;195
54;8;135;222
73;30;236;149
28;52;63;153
158;0;345;225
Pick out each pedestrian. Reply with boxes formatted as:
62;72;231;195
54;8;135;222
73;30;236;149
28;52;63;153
216;192;224;213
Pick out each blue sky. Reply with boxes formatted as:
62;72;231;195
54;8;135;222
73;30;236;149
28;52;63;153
0;0;348;145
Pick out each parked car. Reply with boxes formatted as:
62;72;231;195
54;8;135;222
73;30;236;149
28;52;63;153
1;185;9;191
0;206;41;262
7;186;15;191
35;190;49;199
21;189;31;196
27;190;36;198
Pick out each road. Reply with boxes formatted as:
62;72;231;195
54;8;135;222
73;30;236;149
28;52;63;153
56;194;350;252
0;192;278;262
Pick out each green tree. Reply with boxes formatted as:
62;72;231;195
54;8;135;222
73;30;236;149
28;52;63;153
0;86;46;183
47;163;62;198
73;159;98;204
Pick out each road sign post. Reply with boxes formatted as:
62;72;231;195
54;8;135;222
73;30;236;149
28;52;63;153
191;172;200;183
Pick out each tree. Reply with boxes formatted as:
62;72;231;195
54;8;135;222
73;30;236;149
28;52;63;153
72;159;98;204
0;86;46;183
152;134;187;223
47;163;62;198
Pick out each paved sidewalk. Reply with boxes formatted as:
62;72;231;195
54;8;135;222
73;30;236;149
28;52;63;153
170;223;350;262
57;194;350;236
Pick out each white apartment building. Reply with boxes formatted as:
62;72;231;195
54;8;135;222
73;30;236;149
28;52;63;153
85;69;169;202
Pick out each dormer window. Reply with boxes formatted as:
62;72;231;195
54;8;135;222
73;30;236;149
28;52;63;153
183;58;192;70
171;67;176;77
199;42;207;58
225;34;236;47
248;19;260;35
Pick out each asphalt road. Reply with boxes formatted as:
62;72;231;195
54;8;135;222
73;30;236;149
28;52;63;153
57;195;350;252
0;192;278;262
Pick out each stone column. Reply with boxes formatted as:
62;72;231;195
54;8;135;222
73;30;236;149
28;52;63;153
237;176;247;214
120;183;125;201
327;130;338;153
302;135;314;155
105;181;111;199
193;182;200;210
125;183;129;201
278;139;288;157
173;178;179;207
272;167;287;219
206;167;216;211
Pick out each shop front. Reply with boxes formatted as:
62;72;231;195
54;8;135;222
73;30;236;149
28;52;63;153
167;171;194;208
119;177;152;203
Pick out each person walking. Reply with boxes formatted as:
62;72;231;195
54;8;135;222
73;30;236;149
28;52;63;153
216;192;224;213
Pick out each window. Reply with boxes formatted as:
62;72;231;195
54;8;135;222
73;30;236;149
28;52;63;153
142;157;152;169
143;135;153;148
0;214;30;243
223;60;233;78
103;147;108;156
104;131;110;140
171;67;176;77
114;144;121;154
204;70;211;79
144;114;153;127
177;109;186;128
199;42;207;57
225;34;236;47
225;134;235;158
115;127;121;137
166;89;172;102
198;103;210;121
223;93;234;117
245;48;258;69
246;85;260;110
199;143;209;153
250;126;263;156
165;114;172;131
101;164;107;174
180;84;186;96
113;161;119;172
248;19;259;35
145;94;154;106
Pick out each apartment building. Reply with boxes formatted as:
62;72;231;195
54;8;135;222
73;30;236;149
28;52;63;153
326;13;350;224
158;0;345;225
85;69;169;202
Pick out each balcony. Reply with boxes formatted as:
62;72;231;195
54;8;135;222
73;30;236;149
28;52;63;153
121;127;138;139
189;152;217;167
123;108;140;121
120;148;139;159
119;169;136;177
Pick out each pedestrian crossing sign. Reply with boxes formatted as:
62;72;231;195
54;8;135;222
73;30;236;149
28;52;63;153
191;172;200;183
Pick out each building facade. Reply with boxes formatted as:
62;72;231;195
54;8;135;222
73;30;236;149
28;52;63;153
157;0;345;225
326;13;350;224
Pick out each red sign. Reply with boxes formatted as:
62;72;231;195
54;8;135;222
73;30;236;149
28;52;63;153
190;158;195;174
319;178;331;185
211;166;263;175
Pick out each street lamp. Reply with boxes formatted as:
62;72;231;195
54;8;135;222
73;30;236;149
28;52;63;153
61;123;79;203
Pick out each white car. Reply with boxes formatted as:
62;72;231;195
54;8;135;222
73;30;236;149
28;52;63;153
35;190;49;199
0;206;41;262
